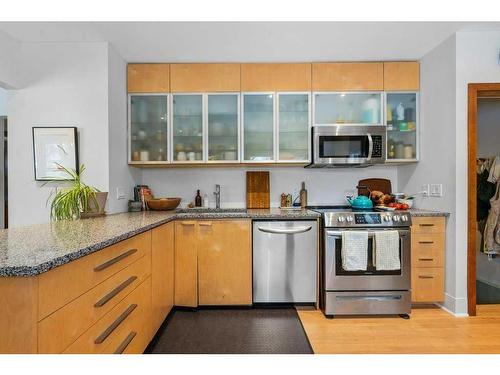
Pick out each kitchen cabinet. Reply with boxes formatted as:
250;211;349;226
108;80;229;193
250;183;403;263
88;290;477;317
386;92;419;162
384;62;420;91
172;94;204;162
174;221;199;307
207;93;240;162
312;62;384;91
411;217;446;303
198;220;252;305
129;94;169;163
127;64;170;93
313;92;383;125
278;93;311;162
151;222;174;332
241;63;312;91
170;63;240;92
242;93;275;162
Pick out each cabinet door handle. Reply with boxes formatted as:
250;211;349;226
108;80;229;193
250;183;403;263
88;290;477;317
180;221;196;226
199;222;212;226
94;249;138;272
418;258;434;261
94;276;137;307
419;241;434;244
419;223;435;227
95;304;137;344
114;331;137;354
418;275;434;279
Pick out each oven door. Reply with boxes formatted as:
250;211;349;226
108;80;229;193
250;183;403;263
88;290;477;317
324;228;411;291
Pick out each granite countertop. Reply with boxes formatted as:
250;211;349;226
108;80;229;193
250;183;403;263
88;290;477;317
408;208;450;217
0;208;320;277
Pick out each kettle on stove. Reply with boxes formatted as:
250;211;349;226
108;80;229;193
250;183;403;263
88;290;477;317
346;185;374;210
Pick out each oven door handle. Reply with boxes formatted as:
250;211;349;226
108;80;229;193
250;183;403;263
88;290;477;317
326;230;408;238
366;133;373;162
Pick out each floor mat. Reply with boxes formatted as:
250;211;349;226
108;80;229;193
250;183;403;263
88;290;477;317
146;307;313;354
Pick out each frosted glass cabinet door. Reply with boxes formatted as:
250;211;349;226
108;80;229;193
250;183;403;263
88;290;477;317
130;95;168;162
172;94;203;162
278;93;310;161
208;94;239;162
243;94;274;161
386;92;418;161
314;93;382;125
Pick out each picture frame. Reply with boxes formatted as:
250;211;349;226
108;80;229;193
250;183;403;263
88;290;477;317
32;127;79;181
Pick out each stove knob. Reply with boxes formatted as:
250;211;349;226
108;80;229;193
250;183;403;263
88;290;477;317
393;215;401;222
346;216;353;223
338;216;345;223
401;215;408;222
384;215;391;222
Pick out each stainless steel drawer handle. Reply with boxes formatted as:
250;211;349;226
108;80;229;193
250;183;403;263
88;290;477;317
258;226;312;235
419;241;434;244
95;304;138;344
94;249;138;272
419;224;435;227
418;275;434;279
94;276;138;307
114;331;137;354
418;258;434;261
335;295;402;302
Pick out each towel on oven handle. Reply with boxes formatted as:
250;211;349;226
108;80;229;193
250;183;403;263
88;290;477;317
373;230;401;270
341;231;368;271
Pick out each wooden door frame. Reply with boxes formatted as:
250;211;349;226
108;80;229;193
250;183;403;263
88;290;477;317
467;83;500;316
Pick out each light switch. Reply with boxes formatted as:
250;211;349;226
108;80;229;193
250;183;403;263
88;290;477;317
421;184;430;197
116;187;126;200
430;184;443;197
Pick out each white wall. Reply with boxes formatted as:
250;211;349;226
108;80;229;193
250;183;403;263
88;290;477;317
7;42;110;226
477;98;500;158
0;31;25;89
107;45;141;213
398;35;459;311
142;166;398;208
0;87;6;116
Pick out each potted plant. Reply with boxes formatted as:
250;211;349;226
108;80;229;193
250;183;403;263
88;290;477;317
46;164;108;220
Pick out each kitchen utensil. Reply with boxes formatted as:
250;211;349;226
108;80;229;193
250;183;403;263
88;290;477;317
146;198;181;211
358;178;392;196
246;171;270;208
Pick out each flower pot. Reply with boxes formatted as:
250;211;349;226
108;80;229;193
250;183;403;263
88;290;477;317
81;192;108;218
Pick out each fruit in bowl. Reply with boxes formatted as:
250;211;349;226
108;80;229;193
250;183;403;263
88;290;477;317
396;198;414;209
147;198;181;211
370;191;395;206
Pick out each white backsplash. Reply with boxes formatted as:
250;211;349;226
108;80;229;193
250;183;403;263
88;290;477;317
142;166;399;208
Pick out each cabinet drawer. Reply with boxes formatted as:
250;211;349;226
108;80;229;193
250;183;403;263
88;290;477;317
411;268;444;302
38;254;151;353
38;231;151;320
411;234;444;267
63;277;152;354
411;217;445;234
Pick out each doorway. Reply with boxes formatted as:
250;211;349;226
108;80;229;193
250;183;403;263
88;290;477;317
468;83;500;316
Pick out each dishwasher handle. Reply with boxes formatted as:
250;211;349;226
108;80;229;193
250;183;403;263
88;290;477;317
257;226;313;235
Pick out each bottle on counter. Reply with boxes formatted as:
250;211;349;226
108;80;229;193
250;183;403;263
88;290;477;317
300;181;308;209
195;190;202;207
203;194;209;208
280;193;287;208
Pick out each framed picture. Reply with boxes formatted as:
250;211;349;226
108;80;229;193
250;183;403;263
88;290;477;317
32;127;79;181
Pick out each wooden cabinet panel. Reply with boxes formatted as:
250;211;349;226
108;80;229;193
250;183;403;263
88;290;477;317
63;277;152;354
174;221;198;307
151;222;174;332
312;62;383;91
198;220;252;305
241;63;312;91
127;63;170;93
411;233;445;268
411;267;444;302
38;254;150;354
38;231;151;320
412;217;445;234
0;277;38;354
384;62;420;91
170;63;240;92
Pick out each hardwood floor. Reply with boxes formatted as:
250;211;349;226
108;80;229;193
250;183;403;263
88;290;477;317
297;304;500;354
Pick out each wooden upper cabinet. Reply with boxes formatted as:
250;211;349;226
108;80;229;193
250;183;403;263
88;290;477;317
312;62;384;91
127;64;170;93
241;63;312;91
384;61;420;91
170;63;240;92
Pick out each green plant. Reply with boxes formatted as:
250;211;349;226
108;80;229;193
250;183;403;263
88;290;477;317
46;164;100;221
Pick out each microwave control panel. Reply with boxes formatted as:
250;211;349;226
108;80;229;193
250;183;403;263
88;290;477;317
372;135;383;158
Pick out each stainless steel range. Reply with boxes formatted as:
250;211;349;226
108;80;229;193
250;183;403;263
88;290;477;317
309;206;412;318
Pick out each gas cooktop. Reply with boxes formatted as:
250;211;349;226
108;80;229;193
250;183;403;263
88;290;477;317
307;205;412;228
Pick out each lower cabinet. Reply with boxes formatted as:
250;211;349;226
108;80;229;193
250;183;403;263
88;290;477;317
175;219;252;307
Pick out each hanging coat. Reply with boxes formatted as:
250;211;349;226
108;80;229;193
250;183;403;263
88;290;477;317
483;181;500;254
477;169;496;221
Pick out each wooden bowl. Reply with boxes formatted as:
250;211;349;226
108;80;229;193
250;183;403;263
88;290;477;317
147;198;181;211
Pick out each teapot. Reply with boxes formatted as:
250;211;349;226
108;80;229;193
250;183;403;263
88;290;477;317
346;195;373;210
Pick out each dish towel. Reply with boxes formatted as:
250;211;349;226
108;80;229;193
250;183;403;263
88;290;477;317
341;231;368;271
373;230;401;270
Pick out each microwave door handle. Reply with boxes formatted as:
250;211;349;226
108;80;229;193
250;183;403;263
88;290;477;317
367;133;373;161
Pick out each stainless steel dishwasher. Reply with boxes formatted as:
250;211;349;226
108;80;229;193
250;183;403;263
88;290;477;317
253;220;317;303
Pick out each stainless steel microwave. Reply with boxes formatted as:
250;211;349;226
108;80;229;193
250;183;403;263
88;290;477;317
306;125;386;168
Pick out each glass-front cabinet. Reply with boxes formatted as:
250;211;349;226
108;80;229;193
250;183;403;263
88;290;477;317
172;94;204;162
242;93;275;162
129;94;169;163
386;92;418;162
278;93;310;162
207;94;239;162
314;92;383;125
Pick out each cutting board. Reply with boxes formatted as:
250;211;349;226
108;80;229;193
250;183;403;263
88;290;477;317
246;171;270;209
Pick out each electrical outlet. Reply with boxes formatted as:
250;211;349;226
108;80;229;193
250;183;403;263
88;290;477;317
421;184;430;197
116;187;126;200
430;184;443;197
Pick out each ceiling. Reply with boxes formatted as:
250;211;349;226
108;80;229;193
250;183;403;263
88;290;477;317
1;22;500;62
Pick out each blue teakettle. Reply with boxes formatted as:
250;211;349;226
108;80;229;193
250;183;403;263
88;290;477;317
346;195;373;210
